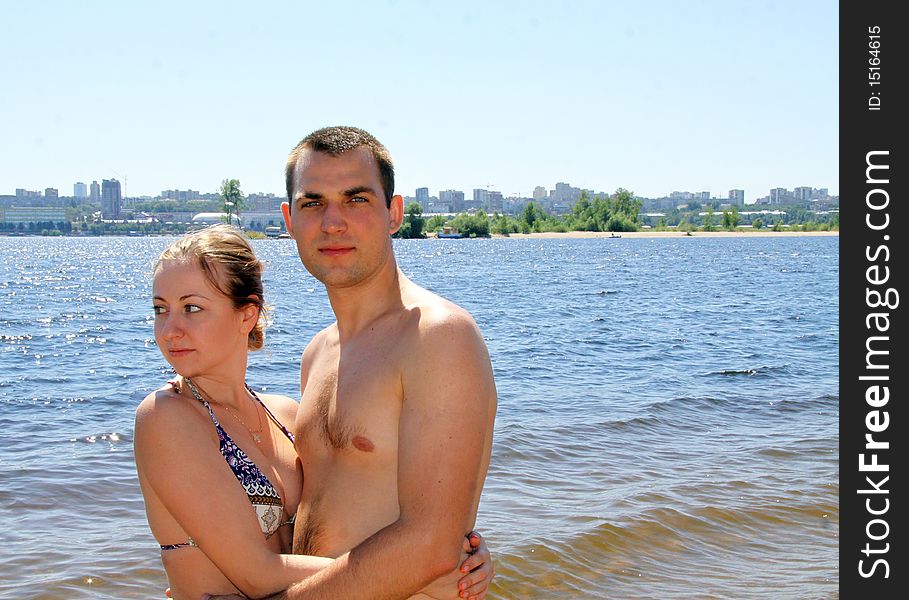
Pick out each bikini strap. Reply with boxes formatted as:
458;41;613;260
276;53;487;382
183;378;221;427
246;384;296;443
181;378;287;441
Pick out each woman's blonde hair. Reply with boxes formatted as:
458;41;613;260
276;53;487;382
155;224;267;350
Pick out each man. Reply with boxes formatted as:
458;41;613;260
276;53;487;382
220;126;497;600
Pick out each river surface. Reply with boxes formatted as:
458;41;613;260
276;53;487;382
0;235;839;599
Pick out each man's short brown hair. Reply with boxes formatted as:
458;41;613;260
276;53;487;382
285;126;395;208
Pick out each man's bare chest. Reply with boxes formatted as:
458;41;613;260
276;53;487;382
294;349;402;460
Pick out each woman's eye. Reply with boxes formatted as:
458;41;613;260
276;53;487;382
153;305;166;315
185;305;202;313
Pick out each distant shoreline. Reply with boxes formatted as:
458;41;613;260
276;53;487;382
488;230;839;239
0;230;839;240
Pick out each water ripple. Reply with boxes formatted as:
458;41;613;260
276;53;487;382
0;235;839;599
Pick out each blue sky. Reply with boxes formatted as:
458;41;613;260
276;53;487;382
1;0;838;202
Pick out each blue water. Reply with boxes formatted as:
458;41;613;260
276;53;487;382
0;235;839;599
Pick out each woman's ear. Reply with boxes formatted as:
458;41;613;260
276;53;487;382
240;300;260;333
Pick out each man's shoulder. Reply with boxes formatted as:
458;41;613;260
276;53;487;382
407;285;480;339
398;284;489;367
399;284;496;412
301;322;339;356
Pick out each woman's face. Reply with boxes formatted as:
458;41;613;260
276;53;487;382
151;259;254;378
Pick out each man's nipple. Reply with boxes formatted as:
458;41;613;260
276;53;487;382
352;435;375;452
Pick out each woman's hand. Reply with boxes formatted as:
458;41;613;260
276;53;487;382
458;531;493;600
421;530;494;600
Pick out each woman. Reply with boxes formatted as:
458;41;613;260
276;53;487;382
134;225;491;599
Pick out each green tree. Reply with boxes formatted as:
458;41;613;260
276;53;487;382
702;207;716;231
752;217;764;230
520;202;541;231
610;188;641;223
490;213;518;235
426;214;447;231
218;179;245;227
565;189;640;232
785;205;809;225
721;207;740;230
450;210;490;237
395;202;426;238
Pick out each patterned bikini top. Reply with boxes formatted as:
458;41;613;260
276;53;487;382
160;380;296;551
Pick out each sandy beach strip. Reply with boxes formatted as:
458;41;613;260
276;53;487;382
489;230;839;239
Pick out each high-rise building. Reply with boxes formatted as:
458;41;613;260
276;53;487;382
770;188;791;205
439;189;464;212
90;181;101;204
247;193;282;212
472;189;491;211
487;191;503;213
101;179;122;219
74;182;88;198
551;182;582;206
794;186;813;202
533;186;547;202
44;188;59;203
728;189;745;205
161;189;201;202
415;187;429;210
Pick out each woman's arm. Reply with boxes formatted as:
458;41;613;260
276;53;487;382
135;389;332;598
203;533;494;600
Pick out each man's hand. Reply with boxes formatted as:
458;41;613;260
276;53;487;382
202;532;493;600
196;535;496;600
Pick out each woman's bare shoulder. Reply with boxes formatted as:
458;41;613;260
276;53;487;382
135;382;204;435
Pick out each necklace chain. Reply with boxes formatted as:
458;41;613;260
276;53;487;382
184;378;264;444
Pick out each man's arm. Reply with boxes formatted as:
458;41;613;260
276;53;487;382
277;310;497;599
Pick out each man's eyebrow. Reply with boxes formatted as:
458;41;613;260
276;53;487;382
343;185;378;197
294;186;377;201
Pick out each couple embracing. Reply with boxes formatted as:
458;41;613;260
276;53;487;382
135;127;498;599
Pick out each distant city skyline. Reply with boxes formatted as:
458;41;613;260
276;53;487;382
4;179;837;205
1;1;838;201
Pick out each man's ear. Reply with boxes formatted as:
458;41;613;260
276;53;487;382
281;201;294;237
389;194;404;234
